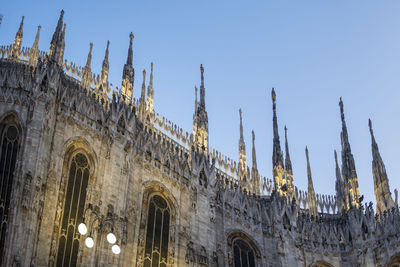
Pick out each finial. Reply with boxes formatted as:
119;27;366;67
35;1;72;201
271;87;276;103
142;69;146;86
200;64;204;87
339;97;345;121
239;108;244;140
150;62;154;87
18;16;24;34
252;130;255;144
127;32;134;66
85;43;93;68
105;40;110;59
368;118;373;136
199;65;206;107
305;146;309;161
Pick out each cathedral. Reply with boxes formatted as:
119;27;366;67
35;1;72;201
0;10;400;267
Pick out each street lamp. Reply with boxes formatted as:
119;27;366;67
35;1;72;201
78;203;121;255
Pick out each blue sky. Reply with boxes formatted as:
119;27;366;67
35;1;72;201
2;1;400;206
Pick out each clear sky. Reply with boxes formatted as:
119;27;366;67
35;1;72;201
2;1;400;206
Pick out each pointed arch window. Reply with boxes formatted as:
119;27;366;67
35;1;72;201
144;195;170;267
0;124;20;264
56;153;90;267
233;239;256;267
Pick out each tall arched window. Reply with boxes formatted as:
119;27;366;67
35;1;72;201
56;153;90;267
233;239;256;267
0;123;20;264
144;195;170;267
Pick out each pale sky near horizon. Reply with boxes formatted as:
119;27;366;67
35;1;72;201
1;1;400;207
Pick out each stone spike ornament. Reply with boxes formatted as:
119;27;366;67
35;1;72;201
192;65;209;154
305;146;318;216
334;150;346;211
12;16;24;58
121;32;135;102
81;43;93;89
200;64;205;107
369;119;395;213
146;62;155;122
238;108;248;188
49;10;65;65
284;126;294;196
251;130;260;194
28;25;41;67
271;88;285;195
100;40;110;91
238;108;246;165
339;98;360;209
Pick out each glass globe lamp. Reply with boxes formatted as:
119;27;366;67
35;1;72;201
106;232;116;244
85;236;94;248
111;244;120;255
78;223;87;235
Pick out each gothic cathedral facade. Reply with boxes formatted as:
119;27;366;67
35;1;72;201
0;10;400;267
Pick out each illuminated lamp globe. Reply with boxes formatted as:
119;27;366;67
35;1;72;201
112;244;121;255
107;232;116;244
85;237;94;248
78;223;87;235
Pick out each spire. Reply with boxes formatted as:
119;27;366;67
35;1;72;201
192;65;209;155
141;69;146;99
284;126;292;175
339;98;360;208
127;32;134;66
252;130;257;170
284;126;294;196
100;40;110;91
49;10;65;65
138;69;147;120
28;25;41;67
239;109;244;144
305;146;317;215
58;23;66;65
271;88;285;194
334;150;346;211
238;109;247;166
81;43;93;89
369;119;395;213
251;130;260;194
200;64;205;107
146;62;155;122
12;16;24;58
121;32;135;102
238;109;248;188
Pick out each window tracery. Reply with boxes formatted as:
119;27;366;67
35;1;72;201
56;153;90;267
0;122;20;264
144;195;170;267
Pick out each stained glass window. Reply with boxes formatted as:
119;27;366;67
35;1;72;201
233;239;256;267
144;195;170;267
56;153;90;267
0;125;20;264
